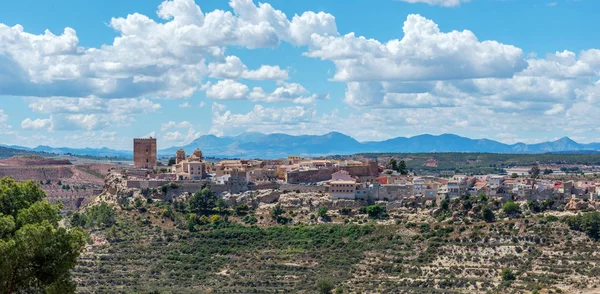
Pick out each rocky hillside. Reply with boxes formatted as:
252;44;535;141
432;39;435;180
70;182;600;293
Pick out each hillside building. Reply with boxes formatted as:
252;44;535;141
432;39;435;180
133;137;157;169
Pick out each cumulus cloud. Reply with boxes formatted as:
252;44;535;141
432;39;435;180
0;0;337;100
21;117;53;130
0;110;14;134
249;82;327;104
163;127;201;144
210;102;318;136
208;55;288;80
204;79;249;100
306;14;526;82
160;120;192;131
21;97;162;131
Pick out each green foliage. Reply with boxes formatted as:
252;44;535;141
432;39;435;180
235;203;249;216
501;268;516;281
71;202;116;229
502;201;520;216
339;208;351;215
366;204;387;219
168;157;176;166
529;166;540;179
564;211;600;240
318;207;328;218
397;160;408;175
188;186;218;215
315;279;335;294
0;177;86;293
270;205;289;224
480;206;495;223
242;215;257;225
440;199;449;211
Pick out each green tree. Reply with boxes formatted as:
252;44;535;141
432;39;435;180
398;160;408;175
510;173;518;179
317;207;328;219
387;158;398;172
481;206;495;222
366;204;387;219
215;198;229;213
188;186;217;215
315;279;335;294
0;177;86;293
529;165;541;179
502;201;520;216
564;211;600;240
501;268;516;281
167;157;176;166
270;205;286;224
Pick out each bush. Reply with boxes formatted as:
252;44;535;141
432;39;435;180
501;268;516;281
502;201;520;216
481;206;495;223
564;211;600;240
315;279;335;294
366;204;387;219
339;208;351;215
318;207;329;219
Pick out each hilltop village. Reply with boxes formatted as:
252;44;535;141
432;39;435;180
116;137;600;211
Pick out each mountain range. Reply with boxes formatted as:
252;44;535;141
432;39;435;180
3;133;600;159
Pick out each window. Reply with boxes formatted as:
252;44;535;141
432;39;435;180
146;159;149;163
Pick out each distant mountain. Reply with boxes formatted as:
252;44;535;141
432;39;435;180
0;144;132;158
5;133;600;159
159;132;600;159
0;146;56;160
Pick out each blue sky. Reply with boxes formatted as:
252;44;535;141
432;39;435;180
1;0;599;149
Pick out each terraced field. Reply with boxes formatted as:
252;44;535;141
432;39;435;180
72;208;600;293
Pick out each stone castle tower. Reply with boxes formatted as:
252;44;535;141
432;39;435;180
133;137;157;169
176;149;186;164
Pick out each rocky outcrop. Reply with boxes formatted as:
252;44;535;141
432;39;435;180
565;198;589;211
88;172;145;208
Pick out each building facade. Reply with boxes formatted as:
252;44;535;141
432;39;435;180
133;137;157;169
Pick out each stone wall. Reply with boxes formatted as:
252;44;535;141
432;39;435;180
279;184;328;193
133;138;157;168
285;163;380;184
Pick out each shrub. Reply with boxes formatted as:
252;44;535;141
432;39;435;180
318;207;329;218
502;201;520;216
501;268;516;281
366;204;387;219
564;211;600;240
481;206;495;223
339;208;351;215
315;279;335;294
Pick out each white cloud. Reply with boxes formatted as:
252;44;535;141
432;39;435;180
22;97;162;131
163;127;201;145
204;79;249;100
179;102;192;108
27;97;161;115
306;14;526;82
544;104;565;115
0;110;14;135
199;101;206;108
0;0;337;100
210;102;318;135
160;120;192;131
249;82;326;104
208;55;288;80
21;117;53;130
399;0;470;7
